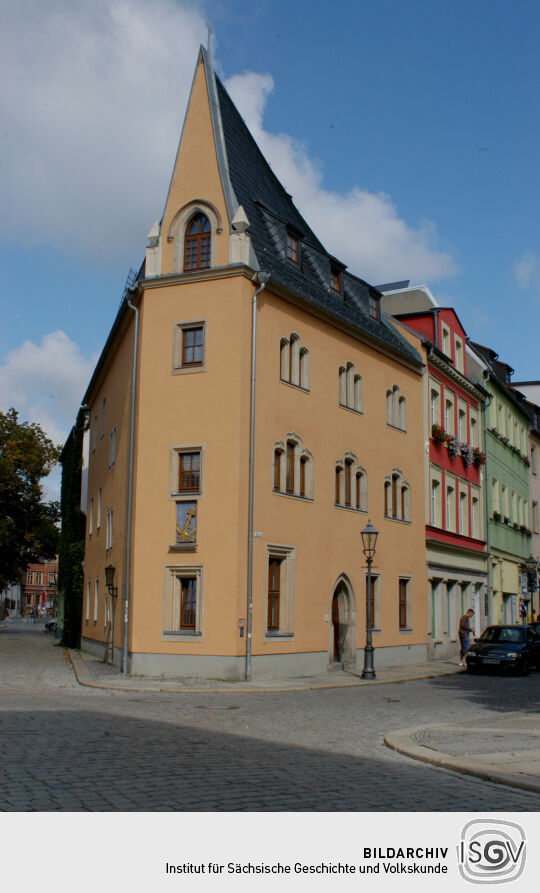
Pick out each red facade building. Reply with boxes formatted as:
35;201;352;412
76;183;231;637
384;287;488;658
23;558;58;617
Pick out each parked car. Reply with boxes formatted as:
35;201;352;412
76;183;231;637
465;624;540;675
43;617;57;632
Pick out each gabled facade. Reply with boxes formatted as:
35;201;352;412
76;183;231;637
23;558;58;617
382;287;488;658
470;343;532;623
78;47;428;679
513;383;540;595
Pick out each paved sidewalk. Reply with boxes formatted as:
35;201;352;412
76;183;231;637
385;714;540;795
69;647;462;693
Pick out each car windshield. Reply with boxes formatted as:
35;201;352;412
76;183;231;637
479;626;524;644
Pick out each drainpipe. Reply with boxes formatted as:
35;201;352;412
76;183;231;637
482;383;493;626
122;291;140;674
432;307;441;348
246;271;270;682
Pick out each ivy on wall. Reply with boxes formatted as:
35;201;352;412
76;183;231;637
58;408;87;648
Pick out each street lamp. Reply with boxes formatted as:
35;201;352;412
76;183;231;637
104;565;118;667
525;555;538;622
105;564;118;598
361;520;379;679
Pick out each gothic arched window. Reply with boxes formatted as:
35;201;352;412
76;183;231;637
184;213;211;271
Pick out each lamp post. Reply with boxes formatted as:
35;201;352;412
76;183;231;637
361;520;379;679
525;555;538;622
105;565;117;666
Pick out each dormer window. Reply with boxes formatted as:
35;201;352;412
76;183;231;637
369;295;379;321
184;213;211;271
330;266;342;293
287;234;299;265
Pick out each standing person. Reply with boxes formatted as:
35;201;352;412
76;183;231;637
459;608;475;666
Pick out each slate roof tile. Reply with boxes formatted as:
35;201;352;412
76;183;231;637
215;75;421;367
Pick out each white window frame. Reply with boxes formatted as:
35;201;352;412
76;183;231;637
470;409;479;448
445;474;456;532
109;425;117;470
457;399;467;441
106;508;113;551
459;485;469;536
454;335;464;372
94;579;99;622
444;389;455;436
429;379;441;427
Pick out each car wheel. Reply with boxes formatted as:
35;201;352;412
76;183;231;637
518;660;529;676
466;664;478;674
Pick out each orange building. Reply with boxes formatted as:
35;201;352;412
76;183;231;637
78;47;428;678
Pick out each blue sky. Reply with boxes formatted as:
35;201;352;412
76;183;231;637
1;0;539;483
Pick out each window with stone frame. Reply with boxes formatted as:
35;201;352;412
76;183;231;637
173;320;206;372
162;566;203;638
338;363;363;412
272;434;313;499
335;453;367;511
280;333;310;390
383;468;411;521
265;545;295;637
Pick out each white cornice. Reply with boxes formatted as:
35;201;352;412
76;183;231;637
429;350;486;401
139;264;256;290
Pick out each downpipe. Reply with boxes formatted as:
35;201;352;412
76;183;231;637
246;271;270;682
122;292;140;674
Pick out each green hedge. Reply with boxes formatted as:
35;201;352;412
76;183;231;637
58;408;87;648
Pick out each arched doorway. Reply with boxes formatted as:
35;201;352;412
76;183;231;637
330;577;356;669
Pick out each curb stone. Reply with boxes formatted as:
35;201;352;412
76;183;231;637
384;724;540;795
67;648;461;694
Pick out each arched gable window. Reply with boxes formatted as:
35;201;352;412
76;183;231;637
184;213;211;271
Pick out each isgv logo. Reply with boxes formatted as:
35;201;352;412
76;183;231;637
458;820;526;884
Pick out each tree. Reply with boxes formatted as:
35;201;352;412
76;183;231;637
0;408;61;591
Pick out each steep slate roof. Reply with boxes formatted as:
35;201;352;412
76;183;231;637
214;74;422;368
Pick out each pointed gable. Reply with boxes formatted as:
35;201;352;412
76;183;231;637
158;49;234;275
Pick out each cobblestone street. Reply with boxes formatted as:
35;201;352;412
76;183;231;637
1;622;540;811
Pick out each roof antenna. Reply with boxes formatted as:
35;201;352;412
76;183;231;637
205;21;213;58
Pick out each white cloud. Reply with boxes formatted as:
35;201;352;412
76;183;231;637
225;72;457;284
1;1;456;284
513;251;540;297
1;0;206;266
0;330;96;445
0;331;96;501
